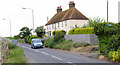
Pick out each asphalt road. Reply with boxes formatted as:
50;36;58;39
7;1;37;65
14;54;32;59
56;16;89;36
17;43;107;63
10;40;119;65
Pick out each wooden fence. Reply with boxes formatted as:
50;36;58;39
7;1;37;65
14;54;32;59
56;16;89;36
0;37;8;64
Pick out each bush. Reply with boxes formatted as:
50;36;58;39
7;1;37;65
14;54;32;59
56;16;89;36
52;30;66;36
99;35;120;57
108;35;120;51
14;35;19;39
69;27;95;34
24;36;33;44
8;43;17;49
44;38;54;48
42;34;47;38
54;32;65;42
68;29;75;34
109;51;120;63
94;22;118;36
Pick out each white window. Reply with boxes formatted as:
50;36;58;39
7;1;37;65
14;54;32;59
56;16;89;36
65;21;67;26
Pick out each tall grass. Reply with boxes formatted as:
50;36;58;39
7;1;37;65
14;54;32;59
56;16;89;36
6;44;26;63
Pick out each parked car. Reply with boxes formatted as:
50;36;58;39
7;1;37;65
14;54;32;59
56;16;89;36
31;39;43;49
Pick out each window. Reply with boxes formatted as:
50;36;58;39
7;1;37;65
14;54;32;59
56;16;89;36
55;24;56;31
58;23;59;28
62;22;63;27
52;24;54;29
65;21;67;26
47;26;48;30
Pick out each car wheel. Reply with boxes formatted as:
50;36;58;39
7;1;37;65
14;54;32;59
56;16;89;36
31;46;33;48
33;45;35;49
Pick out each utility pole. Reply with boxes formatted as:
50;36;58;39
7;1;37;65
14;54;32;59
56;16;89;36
107;0;108;22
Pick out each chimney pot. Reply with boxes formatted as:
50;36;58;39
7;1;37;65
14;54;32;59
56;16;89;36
69;1;75;8
57;6;62;13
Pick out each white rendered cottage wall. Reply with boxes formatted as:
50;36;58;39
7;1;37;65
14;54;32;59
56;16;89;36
45;20;89;36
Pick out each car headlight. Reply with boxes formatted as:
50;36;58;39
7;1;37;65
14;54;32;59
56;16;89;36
34;44;37;46
40;43;43;45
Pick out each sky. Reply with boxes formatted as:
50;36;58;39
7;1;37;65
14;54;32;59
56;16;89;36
0;0;119;37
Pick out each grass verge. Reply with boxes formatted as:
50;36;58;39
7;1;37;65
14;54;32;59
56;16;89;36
6;44;27;63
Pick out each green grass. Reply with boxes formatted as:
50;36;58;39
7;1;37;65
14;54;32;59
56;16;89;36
17;39;25;43
6;45;26;63
6;37;15;40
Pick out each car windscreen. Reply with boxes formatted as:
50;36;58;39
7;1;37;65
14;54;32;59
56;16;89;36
33;40;41;43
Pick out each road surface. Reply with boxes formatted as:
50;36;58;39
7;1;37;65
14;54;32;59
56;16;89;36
16;43;109;63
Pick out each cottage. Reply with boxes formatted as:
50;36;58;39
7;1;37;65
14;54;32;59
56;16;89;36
45;1;89;36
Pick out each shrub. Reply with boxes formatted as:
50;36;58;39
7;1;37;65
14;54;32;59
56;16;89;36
99;35;120;57
109;51;120;63
61;42;72;51
42;34;47;38
8;43;17;49
54;32;65;42
94;22;118;36
71;27;95;34
24;36;33;44
52;30;66;35
107;35;120;51
44;38;54;48
68;29;75;34
52;31;55;36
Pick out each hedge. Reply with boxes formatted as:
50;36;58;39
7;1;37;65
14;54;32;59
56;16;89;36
68;27;95;34
52;30;66;35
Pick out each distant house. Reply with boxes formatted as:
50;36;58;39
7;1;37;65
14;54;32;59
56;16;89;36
45;1;89;36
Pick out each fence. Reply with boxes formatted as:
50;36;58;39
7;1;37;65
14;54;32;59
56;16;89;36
0;37;8;64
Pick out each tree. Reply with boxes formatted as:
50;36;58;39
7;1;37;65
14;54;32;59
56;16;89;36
19;27;32;38
89;17;106;27
35;26;45;38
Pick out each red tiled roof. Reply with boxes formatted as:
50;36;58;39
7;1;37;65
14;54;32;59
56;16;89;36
45;7;88;26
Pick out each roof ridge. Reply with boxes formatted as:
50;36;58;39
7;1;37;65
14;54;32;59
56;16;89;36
69;7;75;18
61;9;70;21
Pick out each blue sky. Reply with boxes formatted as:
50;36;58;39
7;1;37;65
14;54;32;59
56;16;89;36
0;0;119;37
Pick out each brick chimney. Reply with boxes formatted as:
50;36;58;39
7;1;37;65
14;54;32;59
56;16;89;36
69;1;75;8
57;6;62;13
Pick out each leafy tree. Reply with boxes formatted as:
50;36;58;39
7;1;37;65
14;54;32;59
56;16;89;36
89;17;105;27
35;26;45;38
19;27;32;39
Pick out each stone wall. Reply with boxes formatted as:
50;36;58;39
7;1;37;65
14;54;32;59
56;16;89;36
44;34;99;45
65;34;99;45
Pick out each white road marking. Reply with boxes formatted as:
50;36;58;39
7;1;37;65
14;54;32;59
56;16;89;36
41;52;49;55
51;55;63;60
67;62;72;63
34;50;39;52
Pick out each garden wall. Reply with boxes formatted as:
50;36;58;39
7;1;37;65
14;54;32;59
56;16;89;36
44;34;99;45
65;34;99;45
